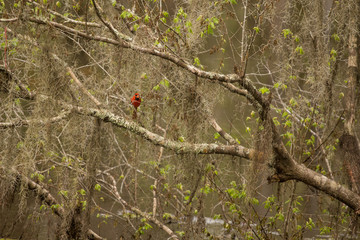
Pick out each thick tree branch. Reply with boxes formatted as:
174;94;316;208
67;105;252;159
270;163;360;214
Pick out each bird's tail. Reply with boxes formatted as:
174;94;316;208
132;109;137;120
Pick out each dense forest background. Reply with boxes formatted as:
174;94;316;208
1;0;360;239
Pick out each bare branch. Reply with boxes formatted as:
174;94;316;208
0;18;18;22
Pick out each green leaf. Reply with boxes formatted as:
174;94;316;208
306;218;315;230
200;184;211;194
253;27;259;33
282;29;292;38
320;226;332;235
79;189;86;196
273;117;280;126
56;1;61;7
332;33;340;42
141;73;148;79
277;212;285;221
176;183;183;190
259;87;270;94
213;214;221;219
264;195;275;209
251;197;259;205
144;14;150;23
295;46;304;55
160;79;169;88
16;141;24;149
214;132;220;139
94;184;101;191
193;57;201;66
58;190;68;197
284;120;292;128
176;231;185;237
212;17;219;24
133;24;139;31
81;200;87;210
186;21;192;28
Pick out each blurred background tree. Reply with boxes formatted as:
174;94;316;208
1;0;360;239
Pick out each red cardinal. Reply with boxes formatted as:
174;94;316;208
131;93;141;110
131;93;141;119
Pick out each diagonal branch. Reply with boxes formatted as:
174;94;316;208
200;95;238;145
91;0;128;41
67;67;103;108
270;162;360;214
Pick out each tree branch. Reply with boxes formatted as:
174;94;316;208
28;0;103;28
270;163;360;214
0;110;71;129
91;0;127;41
67;67;103;108
67;104;252;159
